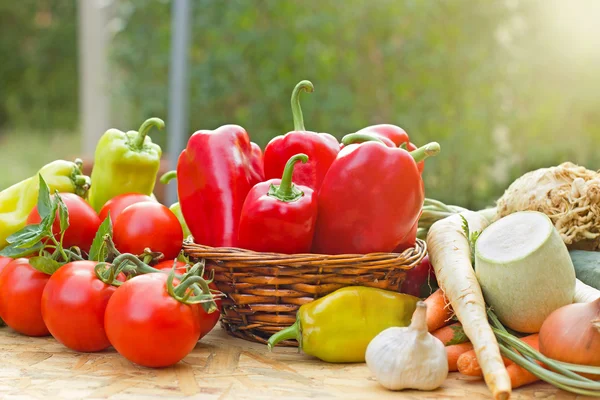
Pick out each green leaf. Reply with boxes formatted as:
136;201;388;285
36;174;53;219
15;201;58;249
56;193;70;233
447;324;469;345
0;241;44;258
460;215;480;268
39;200;58;233
29;256;62;275
460;215;470;240
6;225;43;244
88;214;113;262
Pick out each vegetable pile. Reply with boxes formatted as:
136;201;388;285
1;77;600;400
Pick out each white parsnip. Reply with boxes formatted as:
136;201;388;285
427;211;511;400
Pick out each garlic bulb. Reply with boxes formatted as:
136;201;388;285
365;301;448;391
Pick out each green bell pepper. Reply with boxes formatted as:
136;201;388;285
88;118;164;212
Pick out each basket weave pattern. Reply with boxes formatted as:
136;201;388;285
183;239;427;346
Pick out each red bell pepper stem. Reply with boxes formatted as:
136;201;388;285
268;153;308;202
343;133;440;163
291;80;314;131
160;170;177;184
341;133;387;146
133;118;165;149
409;142;441;162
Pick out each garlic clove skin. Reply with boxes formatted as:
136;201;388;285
365;302;448;391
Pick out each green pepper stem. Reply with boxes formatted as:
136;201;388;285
341;133;387;146
409;142;440;163
133;118;165;149
291;80;314;131
267;321;301;351
160;170;177;185
268;154;307;202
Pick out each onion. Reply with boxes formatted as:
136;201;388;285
539;298;600;373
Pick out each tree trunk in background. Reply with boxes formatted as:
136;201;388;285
78;0;110;158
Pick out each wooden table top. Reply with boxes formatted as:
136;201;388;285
0;325;574;399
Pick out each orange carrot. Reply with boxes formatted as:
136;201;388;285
446;342;473;371
432;322;468;346
457;334;539;377
507;363;540;389
425;288;453;332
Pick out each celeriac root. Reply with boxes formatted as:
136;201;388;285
496;162;600;251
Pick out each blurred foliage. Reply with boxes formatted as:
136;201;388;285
109;0;600;209
0;0;78;130
0;130;80;191
1;0;600;209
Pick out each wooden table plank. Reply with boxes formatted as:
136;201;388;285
0;326;574;399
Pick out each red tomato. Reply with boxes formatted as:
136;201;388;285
197;290;222;339
154;259;188;273
0;256;12;273
104;273;201;367
98;193;154;225
27;193;101;253
0;258;51;336
155;260;222;339
41;261;123;352
113;202;183;260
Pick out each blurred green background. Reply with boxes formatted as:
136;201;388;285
1;0;599;210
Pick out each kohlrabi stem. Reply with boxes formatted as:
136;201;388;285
409;142;441;163
291;80;314;131
267;320;300;351
268;154;307;202
341;133;387;146
133;118;165;149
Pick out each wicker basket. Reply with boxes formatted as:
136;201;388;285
183;239;427;346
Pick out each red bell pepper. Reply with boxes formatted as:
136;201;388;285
238;153;317;254
344;125;425;253
311;133;440;255
263;80;339;191
177;125;264;247
400;255;438;298
250;142;265;178
353;124;424;173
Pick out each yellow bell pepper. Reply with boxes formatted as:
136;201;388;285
0;159;90;249
267;286;419;363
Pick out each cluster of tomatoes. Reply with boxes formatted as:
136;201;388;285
0;193;222;368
